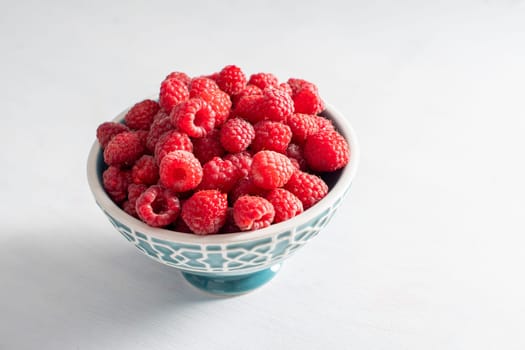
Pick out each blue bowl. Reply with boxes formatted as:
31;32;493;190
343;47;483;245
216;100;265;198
87;104;359;296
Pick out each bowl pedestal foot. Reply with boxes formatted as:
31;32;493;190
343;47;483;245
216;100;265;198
181;264;281;296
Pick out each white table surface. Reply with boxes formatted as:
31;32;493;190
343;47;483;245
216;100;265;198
2;1;525;349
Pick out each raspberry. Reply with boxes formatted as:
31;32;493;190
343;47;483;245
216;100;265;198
102;166;130;203
219;117;255;153
304;130;349;172
278;82;293;96
233;94;264;123
136;185;180;227
96;122;129;148
250;150;294;190
284;170;328;209
159;77;189;113
224;151;252;178
252;88;294;123
192;129;225;164
233;195;275;231
248;73;279;90
231;84;263;107
103;131;145;166
171;98;215;138
122;200;137;218
207;72;220;82
292;86;325;115
251;121;292;153
229;177;267;204
189;77;219;97
131;155;159;185
287;113;319;144
286;143;307;171
124;99;160;130
266;188;303;223
216;65;247;96
198;157;240;193
123;183;148;218
159;150;203;192
197;89;232;126
182;190;228;235
146;115;174;152
154;130;193;164
287;78;318;94
164;71;191;86
220;208;240;234
153;109;169;121
134;130;149;150
313;115;334;132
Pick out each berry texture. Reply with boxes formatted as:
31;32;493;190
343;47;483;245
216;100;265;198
286;143;307;171
146;115;174;152
253;88;294;123
136;185;180;227
251;121;292;153
154;130;193;164
233;195;275;231
97;122;129;148
216;65;247;96
304;130;350;172
189;77;219;97
284;170;328;209
192;129;225;164
248;73;279;90
171;98;215;138
159;150;203;192
131;155;159;186
102;166;130;204
103;131;145;166
219;117;255;153
233;94;264;123
196;89;232;126
287;113;319;144
124;99;160;130
229;177;267;204
249;150;294;190
292;87;325;115
198;157;240;193
224;151;252;178
159;77;189;113
266;188;303;223
182;190;228;235
231;84;263;107
124;183;148;218
165;71;191;86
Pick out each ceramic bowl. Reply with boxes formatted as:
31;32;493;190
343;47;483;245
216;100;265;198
87;103;359;296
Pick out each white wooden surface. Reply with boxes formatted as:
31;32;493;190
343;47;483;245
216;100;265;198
1;1;525;349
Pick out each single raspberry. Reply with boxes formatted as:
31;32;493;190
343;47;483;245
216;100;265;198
96;122;129;148
248;73;279;90
154;130;193;164
229;177;267;204
171;98;215;138
251;121;292;153
136;185;180;227
265;188;303;223
219;117;255;153
103;166;130;203
250;150;294;190
216;65;247;96
220;208;240;234
231;84;263;107
189;77;219;97
287;78;318;94
153;109;169;121
198;157;240;193
146;115;174;152
159;77;190;113
224;151;252;178
122;200;137;218
233;94;264;123
181;190;228;235
159;150;203;192
131;155;159;185
192;129;225;164
124;99;160;130
284;170;328;209
286;143;307;171
103;131;145;166
287;113;319;144
304;130;350;172
292;86;325;115
233;195;275;231
278;82;293;96
252;88;294;123
196;89;232;126
134;130;149;150
123;183;148;218
313;115;334;132
164;71;191;86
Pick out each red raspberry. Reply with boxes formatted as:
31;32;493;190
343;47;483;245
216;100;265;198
287;113;319;144
103;131;145;166
159;150;203;192
233;195;275;231
252;88;294;123
278;82;293;96
250;150;294;190
154;130;193;164
131;155;159;185
103;166;130;204
231;84;263;107
153;109;169;121
96;122;129;148
123;183;148;218
248;73;279;90
266;188;303;223
313;115;334;132
284;170;328;209
224;151;252;178
196;89;232;126
219;117;255;153
189;77;219;97
287;78;318;94
134;130;149;150
159;77;189;113
251;121;292;153
146;115;174;152
164;71;191;86
122;200;137;218
220;208;240;234
207;72;220;82
171;98;215;138
292;86;325;115
182;190;228;235
233;94;264;123
124;99;160;130
286;143;307;171
192;129;225;164
136;185;180;227
216;65;247;96
229;177;267;204
198;157;240;193
304;130;349;172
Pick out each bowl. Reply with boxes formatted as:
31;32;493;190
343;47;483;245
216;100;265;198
87;103;360;296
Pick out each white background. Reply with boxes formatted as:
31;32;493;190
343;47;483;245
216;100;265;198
1;0;525;349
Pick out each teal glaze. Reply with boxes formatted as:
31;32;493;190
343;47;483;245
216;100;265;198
182;264;281;296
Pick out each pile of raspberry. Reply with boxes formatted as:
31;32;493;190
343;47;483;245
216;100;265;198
97;65;350;235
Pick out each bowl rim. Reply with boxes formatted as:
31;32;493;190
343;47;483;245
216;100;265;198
87;103;360;244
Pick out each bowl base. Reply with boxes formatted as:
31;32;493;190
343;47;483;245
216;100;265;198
181;264;281;296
